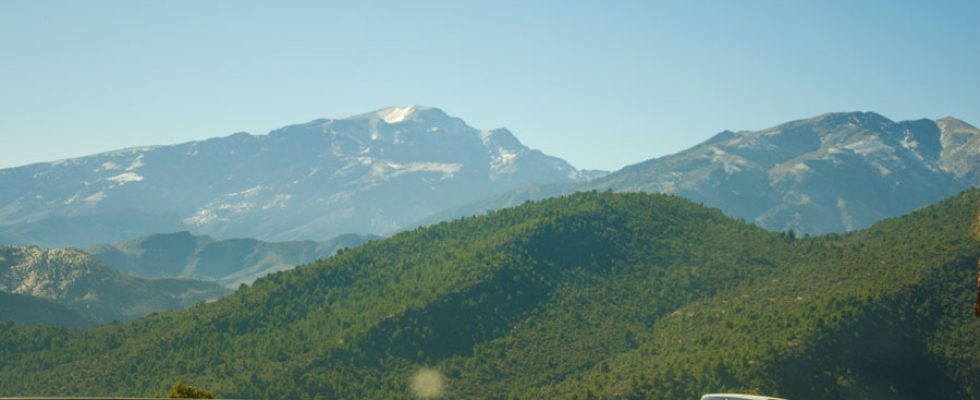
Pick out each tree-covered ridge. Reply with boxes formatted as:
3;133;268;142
531;192;980;399
0;291;94;327
0;191;978;399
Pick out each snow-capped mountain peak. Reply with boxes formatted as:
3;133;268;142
345;105;450;125
0;106;586;246
377;105;423;124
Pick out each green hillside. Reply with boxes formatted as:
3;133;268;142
0;292;95;327
0;191;978;399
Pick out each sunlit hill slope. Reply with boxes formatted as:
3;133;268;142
1;191;979;399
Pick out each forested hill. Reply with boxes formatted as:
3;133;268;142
0;291;95;327
1;191;979;399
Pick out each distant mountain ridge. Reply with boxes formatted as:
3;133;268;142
0;106;596;247
86;231;377;287
429;112;980;235
5;109;977;241
0;246;230;323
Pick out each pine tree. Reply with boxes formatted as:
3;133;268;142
166;380;215;399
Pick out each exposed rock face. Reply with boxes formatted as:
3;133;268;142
938;117;980;186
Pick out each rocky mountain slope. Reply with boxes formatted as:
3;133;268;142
0;246;230;323
86;231;376;287
0;106;592;247
938;116;980;185
432;112;980;235
1;191;978;399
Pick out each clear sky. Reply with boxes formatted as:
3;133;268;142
1;1;978;171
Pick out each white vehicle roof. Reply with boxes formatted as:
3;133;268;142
700;394;788;400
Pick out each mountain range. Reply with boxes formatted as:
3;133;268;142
3;108;978;246
434;112;980;235
1;190;977;398
86;231;376;287
0;106;596;247
5;105;980;398
0;246;230;323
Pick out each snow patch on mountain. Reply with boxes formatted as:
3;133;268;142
84;191;106;204
496;148;518;164
184;199;258;227
126;154;145;171
379;106;418;124
791;163;810;173
228;186;263;198
106;172;143;184
843;137;893;157
704;146;750;174
98;162;121;172
369;161;463;180
183;209;217;226
489;148;523;181
479;131;492;147
263;194;292;210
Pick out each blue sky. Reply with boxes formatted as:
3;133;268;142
1;0;978;171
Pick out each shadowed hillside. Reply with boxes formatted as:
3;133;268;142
0;291;95;327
